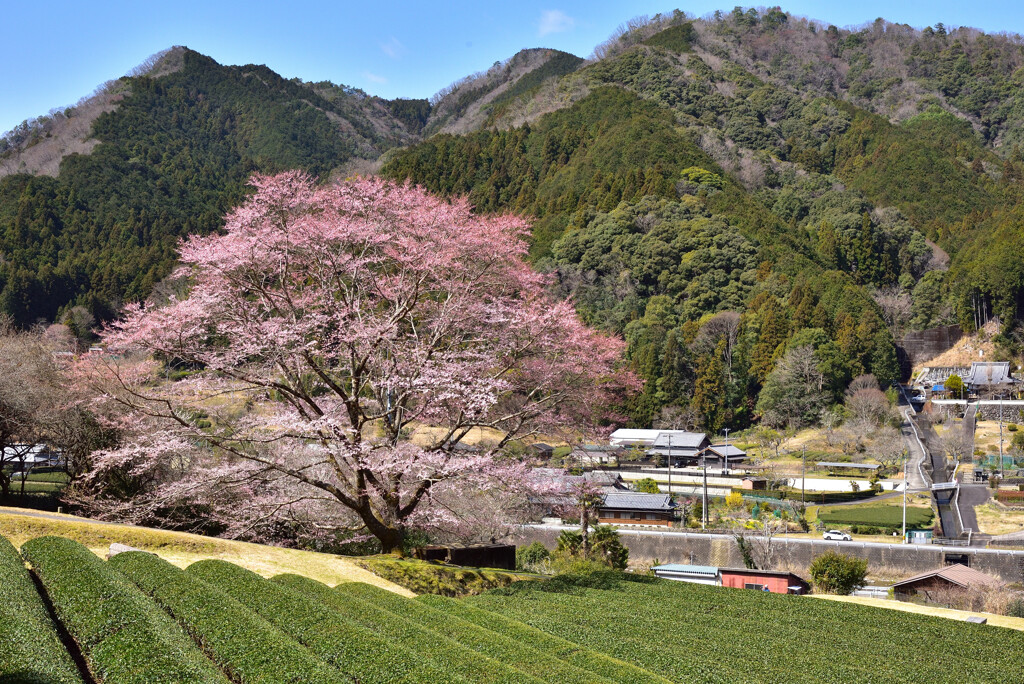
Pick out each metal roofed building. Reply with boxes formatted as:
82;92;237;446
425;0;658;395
891;564;1004;601
598;492;676;526
609;429;666;447
651;564;720;585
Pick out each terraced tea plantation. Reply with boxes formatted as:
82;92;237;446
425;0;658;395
2;534;1022;683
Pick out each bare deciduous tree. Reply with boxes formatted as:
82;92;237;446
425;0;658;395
872;286;913;340
693;311;741;382
871;426;907;474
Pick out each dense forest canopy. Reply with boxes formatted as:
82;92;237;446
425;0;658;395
3;7;1024;430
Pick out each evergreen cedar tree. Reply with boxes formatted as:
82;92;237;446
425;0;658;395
85;172;633;552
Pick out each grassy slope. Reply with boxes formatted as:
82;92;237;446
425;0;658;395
813;594;1024;632
0;507;411;595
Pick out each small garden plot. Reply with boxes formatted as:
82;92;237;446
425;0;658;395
818;502;934;530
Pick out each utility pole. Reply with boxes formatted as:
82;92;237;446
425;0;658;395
999;395;1005;478
701;452;708;530
667;440;672;507
723;428;730;476
801;445;806;509
902;447;908;543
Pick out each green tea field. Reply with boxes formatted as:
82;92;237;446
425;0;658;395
2;534;1022;684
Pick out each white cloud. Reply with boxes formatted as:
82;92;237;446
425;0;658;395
380;36;406;59
538;9;575;37
363;71;388;84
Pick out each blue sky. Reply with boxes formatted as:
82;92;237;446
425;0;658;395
2;1;1024;135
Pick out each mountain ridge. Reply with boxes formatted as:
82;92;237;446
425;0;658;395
3;7;1024;431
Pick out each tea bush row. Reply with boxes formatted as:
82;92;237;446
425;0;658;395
0;535;81;684
336;581;611;684
186;559;465;684
20;536;227;683
274;573;543;684
416;594;669;684
109;551;343;684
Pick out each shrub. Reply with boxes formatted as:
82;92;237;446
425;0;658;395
109;552;342;683
185;560;448;684
809;551;868;595
634;477;661;494
20;536;227;683
274;574;540;683
0;535;81;684
415;594;669;684
336;582;603;684
554;526;628;570
725;491;744;508
1007;597;1024;618
355;556;524;596
515;542;550;571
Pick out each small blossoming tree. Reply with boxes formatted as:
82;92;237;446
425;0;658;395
85;172;631;551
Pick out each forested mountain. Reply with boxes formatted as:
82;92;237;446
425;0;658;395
4;7;1024;431
383;9;1024;428
0;48;427;325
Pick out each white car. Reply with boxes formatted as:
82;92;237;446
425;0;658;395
823;530;852;541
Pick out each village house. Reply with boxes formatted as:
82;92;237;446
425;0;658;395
569;444;623;466
647;431;711;466
891;564;1004;602
698;443;747;470
598;492;676;526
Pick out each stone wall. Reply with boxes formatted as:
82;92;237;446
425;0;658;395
514;526;1024;583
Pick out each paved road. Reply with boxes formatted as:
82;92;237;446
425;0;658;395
900;407;929;492
956;484;990;536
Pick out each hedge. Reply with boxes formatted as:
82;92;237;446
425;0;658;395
356;556;524;596
20;536;227;683
273;574;543;684
185;559;465;684
416;594;669;684
109;552;343;684
335;582;610;684
0;535;82;684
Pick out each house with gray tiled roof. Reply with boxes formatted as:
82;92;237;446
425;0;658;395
598;491;676;526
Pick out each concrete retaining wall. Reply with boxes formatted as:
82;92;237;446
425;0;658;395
899;325;963;374
514;525;1024;583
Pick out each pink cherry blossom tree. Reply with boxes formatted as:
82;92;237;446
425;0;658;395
85;172;632;552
